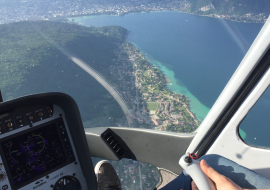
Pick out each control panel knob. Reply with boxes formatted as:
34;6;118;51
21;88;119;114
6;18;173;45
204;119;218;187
184;156;192;163
38;112;43;118
28;115;34;121
0;171;6;181
47;109;53;114
53;176;81;190
17;119;23;124
0;174;5;180
7;122;13;128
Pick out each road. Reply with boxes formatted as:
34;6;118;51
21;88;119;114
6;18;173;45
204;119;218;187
126;45;140;112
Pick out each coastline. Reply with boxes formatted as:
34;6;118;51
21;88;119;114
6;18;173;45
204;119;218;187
145;56;210;122
124;42;201;131
125;41;208;123
68;14;211;122
66;10;266;24
68;11;258;123
128;42;210;122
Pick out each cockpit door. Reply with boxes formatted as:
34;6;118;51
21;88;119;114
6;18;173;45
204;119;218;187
185;16;270;179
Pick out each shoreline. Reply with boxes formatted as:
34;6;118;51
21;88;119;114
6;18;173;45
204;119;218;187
66;10;266;24
128;42;210;122
69;13;210;122
68;12;229;123
124;42;201;131
145;56;210;122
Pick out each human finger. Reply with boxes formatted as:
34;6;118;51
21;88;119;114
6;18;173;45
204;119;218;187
200;160;225;184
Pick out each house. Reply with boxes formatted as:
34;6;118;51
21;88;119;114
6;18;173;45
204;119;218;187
152;118;159;125
173;119;184;125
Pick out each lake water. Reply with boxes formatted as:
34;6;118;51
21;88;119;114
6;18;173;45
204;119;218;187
70;12;263;122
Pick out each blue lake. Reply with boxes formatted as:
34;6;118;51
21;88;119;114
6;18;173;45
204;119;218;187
70;12;263;122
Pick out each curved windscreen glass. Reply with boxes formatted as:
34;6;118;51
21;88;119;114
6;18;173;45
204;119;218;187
0;0;267;189
0;16;263;132
239;85;270;148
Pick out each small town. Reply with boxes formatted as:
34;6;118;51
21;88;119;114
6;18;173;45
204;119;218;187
0;0;267;25
0;0;191;24
110;42;200;133
110;159;160;190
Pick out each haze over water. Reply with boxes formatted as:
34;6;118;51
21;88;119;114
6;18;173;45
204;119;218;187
71;12;263;122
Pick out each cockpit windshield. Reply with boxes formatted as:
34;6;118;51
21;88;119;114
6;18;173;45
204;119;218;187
0;0;267;189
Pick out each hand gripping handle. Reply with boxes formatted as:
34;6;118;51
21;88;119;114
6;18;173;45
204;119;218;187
179;154;216;190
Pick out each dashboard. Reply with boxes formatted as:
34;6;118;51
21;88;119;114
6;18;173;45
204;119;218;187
0;93;97;190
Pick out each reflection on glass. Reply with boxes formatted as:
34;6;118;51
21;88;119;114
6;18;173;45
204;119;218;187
239;86;270;148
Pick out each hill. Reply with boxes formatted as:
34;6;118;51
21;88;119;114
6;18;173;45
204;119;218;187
187;0;269;22
0;21;128;126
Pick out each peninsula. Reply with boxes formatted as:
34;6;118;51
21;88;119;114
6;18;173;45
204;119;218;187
110;42;201;133
0;20;197;189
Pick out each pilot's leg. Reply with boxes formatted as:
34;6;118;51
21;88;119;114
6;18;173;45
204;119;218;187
157;172;191;190
159;154;270;190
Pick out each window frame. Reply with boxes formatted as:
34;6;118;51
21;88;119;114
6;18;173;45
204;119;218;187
186;17;270;157
205;67;270;180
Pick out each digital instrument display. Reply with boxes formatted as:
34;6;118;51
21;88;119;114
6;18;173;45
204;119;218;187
0;119;75;187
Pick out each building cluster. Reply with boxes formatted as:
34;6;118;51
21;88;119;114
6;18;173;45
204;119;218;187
106;42;200;131
122;43;200;132
217;13;267;23
0;0;267;24
110;159;160;190
109;44;152;128
198;3;267;23
0;0;192;24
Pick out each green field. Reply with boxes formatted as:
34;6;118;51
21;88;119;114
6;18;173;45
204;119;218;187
143;70;148;76
147;102;159;110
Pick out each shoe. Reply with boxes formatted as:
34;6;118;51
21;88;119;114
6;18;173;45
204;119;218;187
95;160;121;190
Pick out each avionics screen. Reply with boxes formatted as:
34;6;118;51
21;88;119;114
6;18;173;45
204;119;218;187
1;121;68;186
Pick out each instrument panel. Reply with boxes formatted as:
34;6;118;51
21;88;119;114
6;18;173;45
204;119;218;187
0;97;91;190
1;118;75;188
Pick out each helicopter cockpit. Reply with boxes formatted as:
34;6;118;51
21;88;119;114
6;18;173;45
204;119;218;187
1;2;270;190
0;93;97;189
0;16;270;190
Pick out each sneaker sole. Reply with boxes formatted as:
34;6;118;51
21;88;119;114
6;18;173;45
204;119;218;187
94;160;110;182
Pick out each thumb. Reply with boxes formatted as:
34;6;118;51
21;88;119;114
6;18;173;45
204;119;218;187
200;159;224;184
